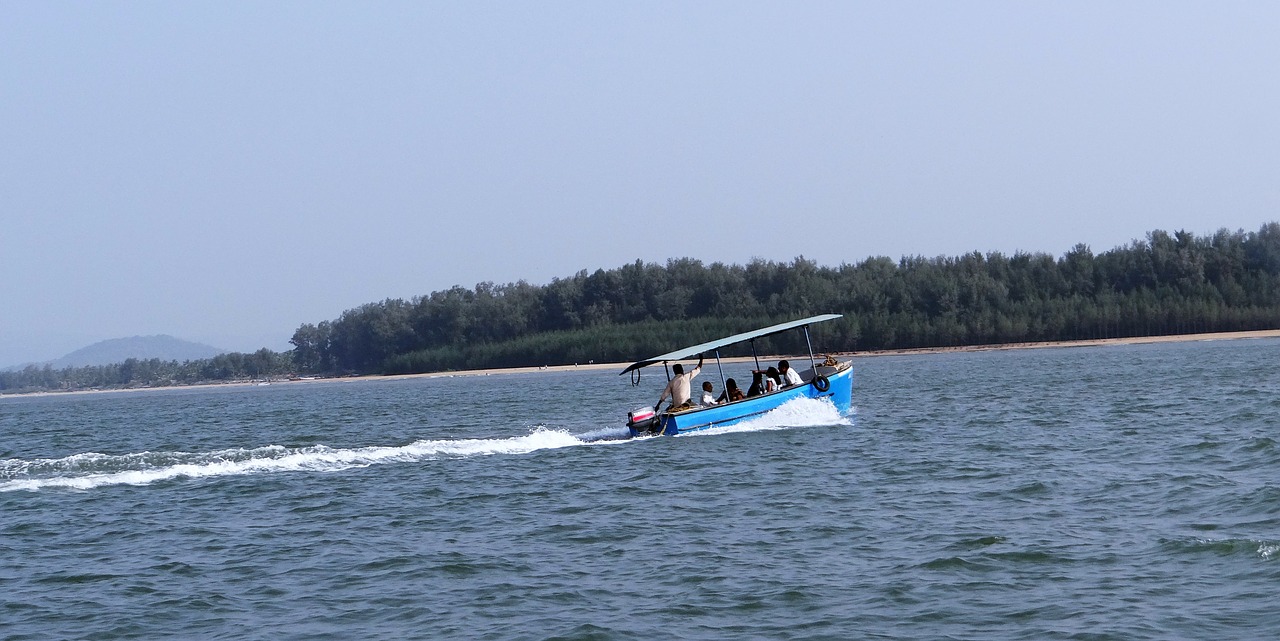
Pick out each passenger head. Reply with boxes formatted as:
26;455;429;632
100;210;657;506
766;366;780;378
672;363;684;375
702;381;713;392
726;378;738;390
779;360;790;372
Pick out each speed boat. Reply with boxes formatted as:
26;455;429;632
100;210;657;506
621;314;853;436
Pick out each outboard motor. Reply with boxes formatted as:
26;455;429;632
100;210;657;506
627;406;659;435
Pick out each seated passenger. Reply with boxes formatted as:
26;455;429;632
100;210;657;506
717;378;745;403
746;371;765;397
779;360;803;387
700;381;719;406
764;367;783;392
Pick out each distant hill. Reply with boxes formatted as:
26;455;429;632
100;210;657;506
49;335;227;368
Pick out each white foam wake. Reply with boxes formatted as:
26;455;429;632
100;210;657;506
1;400;851;492
571;425;634;442
680;396;853;437
0;429;584;492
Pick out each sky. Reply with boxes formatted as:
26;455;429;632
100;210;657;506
2;1;1278;366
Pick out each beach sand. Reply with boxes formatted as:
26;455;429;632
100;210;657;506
849;328;1280;358
7;329;1279;398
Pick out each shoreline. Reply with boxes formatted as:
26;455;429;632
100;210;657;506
847;328;1280;358
5;328;1279;399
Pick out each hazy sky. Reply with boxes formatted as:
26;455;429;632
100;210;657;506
3;2;1277;365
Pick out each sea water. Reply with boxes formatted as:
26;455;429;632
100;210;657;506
2;339;1279;640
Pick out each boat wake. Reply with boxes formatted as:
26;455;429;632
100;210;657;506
571;425;635;442
0;398;850;492
0;430;585;493
681;396;853;437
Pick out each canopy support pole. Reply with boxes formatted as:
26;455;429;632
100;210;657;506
804;325;818;372
714;349;726;398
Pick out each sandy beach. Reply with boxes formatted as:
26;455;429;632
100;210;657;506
848;328;1280;358
6;328;1280;399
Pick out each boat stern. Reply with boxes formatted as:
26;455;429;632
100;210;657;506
626;406;661;437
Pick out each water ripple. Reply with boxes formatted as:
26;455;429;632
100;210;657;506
3;340;1280;639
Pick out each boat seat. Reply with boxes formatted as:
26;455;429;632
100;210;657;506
801;361;848;382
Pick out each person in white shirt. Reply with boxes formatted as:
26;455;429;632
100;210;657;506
700;381;719;406
763;367;782;393
779;360;803;387
656;355;703;410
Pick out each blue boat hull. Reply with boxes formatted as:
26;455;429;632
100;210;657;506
629;364;853;437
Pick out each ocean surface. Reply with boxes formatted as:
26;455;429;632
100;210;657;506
3;338;1279;640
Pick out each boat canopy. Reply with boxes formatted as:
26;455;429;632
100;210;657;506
619;314;842;374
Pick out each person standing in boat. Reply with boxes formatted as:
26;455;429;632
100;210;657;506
779;360;803;387
656;355;703;411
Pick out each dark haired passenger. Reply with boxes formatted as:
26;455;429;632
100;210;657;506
765;367;783;392
700;381;718;406
779;360;803;387
717;378;745;403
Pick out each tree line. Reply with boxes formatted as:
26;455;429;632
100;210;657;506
292;222;1280;374
4;222;1279;393
0;350;292;395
